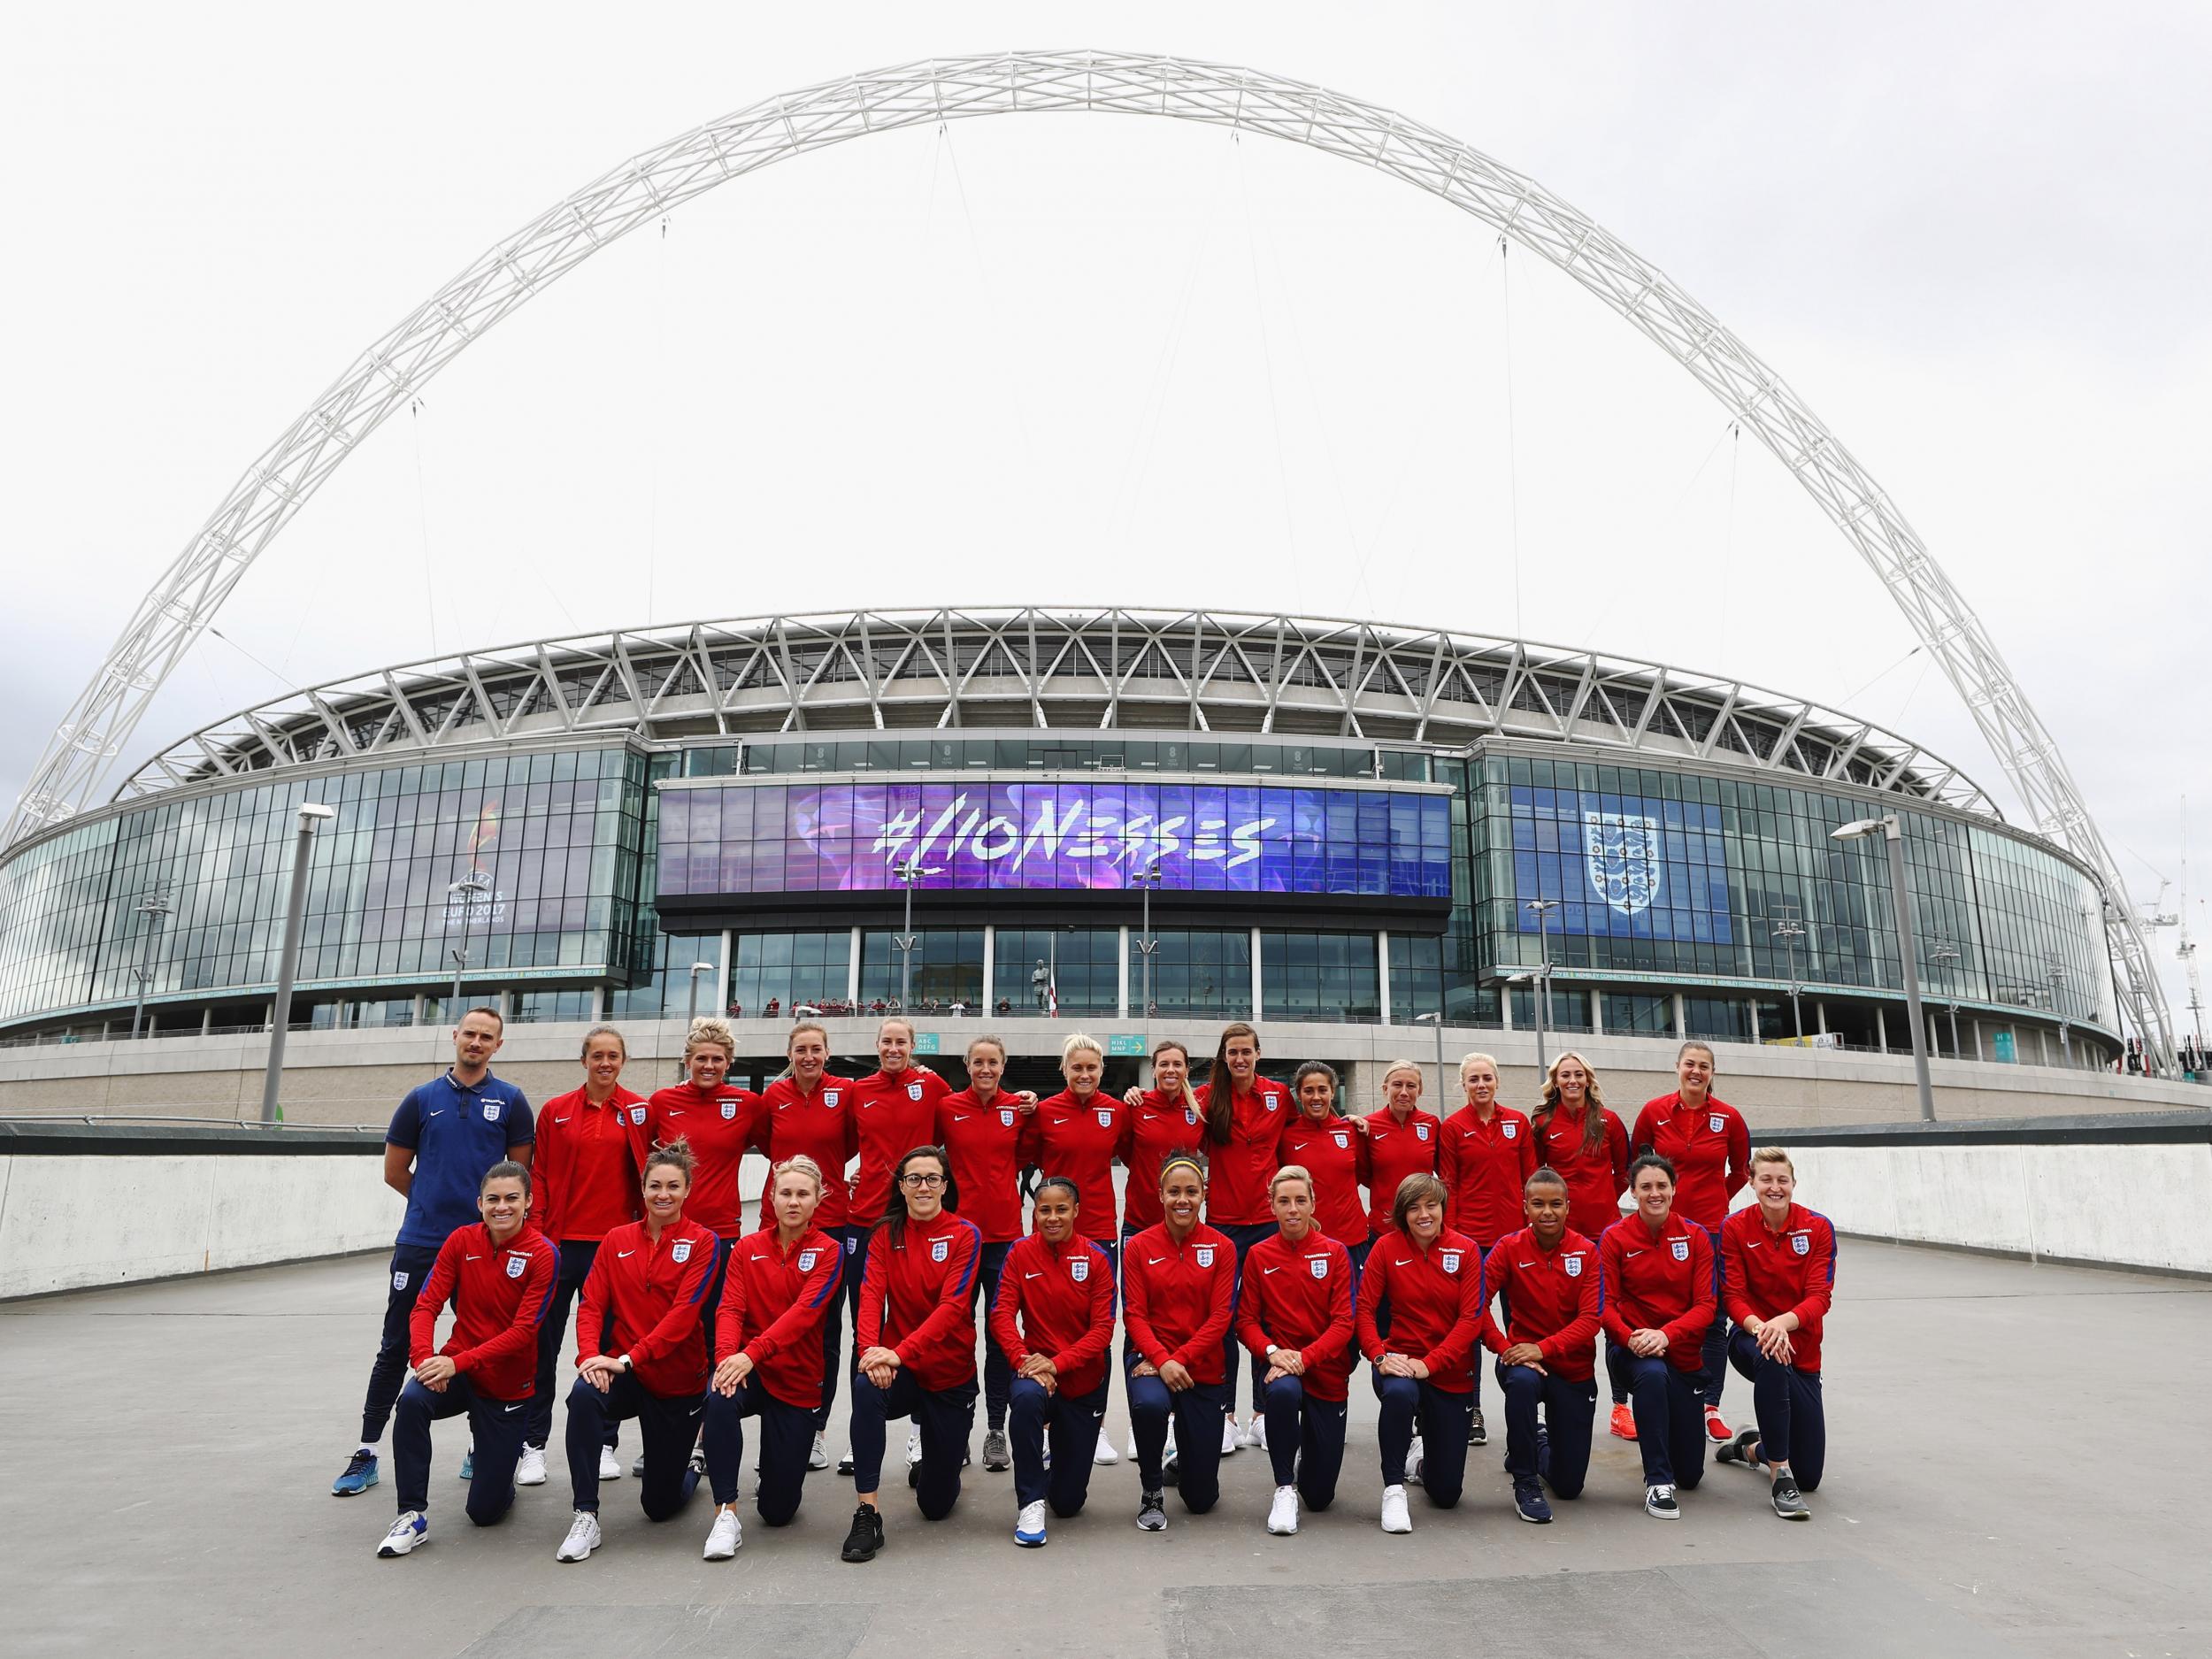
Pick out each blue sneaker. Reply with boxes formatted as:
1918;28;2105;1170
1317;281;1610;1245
1015;1499;1048;1548
458;1450;474;1481
333;1449;380;1496
1514;1482;1553;1524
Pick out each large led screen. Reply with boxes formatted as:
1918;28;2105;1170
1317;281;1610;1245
1511;787;1735;943
657;781;1451;898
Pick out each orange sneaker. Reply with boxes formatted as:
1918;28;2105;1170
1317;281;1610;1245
1704;1405;1733;1443
1609;1403;1637;1440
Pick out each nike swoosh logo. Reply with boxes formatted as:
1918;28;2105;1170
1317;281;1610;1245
618;1249;636;1258
1393;1258;1411;1267
554;1117;572;1125
1147;1257;1165;1266
1625;1249;1646;1258
953;1114;970;1122
1024;1271;1042;1279
427;1110;446;1118
1747;1240;1763;1249
1263;1265;1282;1275
465;1255;482;1262
503;1402;523;1413
688;1405;704;1417
666;1110;685;1116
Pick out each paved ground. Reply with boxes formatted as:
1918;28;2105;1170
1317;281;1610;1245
4;1240;2208;1659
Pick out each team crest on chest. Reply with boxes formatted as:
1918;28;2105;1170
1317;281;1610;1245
1792;1233;1810;1256
1670;1237;1690;1262
1416;1123;1431;1141
1709;1112;1725;1133
505;1255;526;1279
480;1101;502;1122
672;1240;694;1264
721;1101;738;1120
824;1090;841;1108
1000;1108;1017;1127
798;1249;819;1271
1071;1257;1090;1283
1194;1245;1216;1268
1309;1256;1329;1279
907;1081;925;1102
1441;1250;1463;1274
1564;1254;1584;1277
1333;1131;1349;1149
629;1105;647;1125
1502;1121;1517;1139
1184;1107;1199;1125
1096;1109;1114;1130
1263;1094;1280;1112
930;1237;950;1263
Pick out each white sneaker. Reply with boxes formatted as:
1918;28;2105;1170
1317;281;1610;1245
1266;1484;1301;1536
556;1509;602;1562
1406;1433;1425;1488
1093;1428;1119;1466
516;1444;548;1486
703;1506;742;1560
1014;1498;1049;1548
1162;1425;1180;1479
1380;1485;1412;1534
809;1431;831;1471
1249;1413;1269;1451
598;1446;622;1480
376;1510;426;1557
1125;1430;1140;1461
1220;1416;1240;1455
906;1425;924;1466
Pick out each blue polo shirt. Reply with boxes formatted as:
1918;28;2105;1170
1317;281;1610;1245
387;1069;534;1249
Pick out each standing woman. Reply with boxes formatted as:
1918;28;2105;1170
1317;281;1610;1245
1196;1022;1294;1453
1356;1173;1484;1535
1237;1166;1356;1537
1358;1060;1442;1247
1599;1154;1716;1521
1532;1051;1632;1439
1123;1156;1237;1531
756;1022;858;1469
1437;1051;1536;1448
699;1154;843;1558
376;1162;558;1556
989;1177;1117;1547
523;1025;648;1486
1276;1062;1374;1279
841;1147;983;1563
1027;1033;1129;1468
554;1141;718;1563
1478;1168;1604;1524
1632;1041;1750;1446
935;1033;1035;1472
1716;1148;1835;1520
1116;1040;1207;1463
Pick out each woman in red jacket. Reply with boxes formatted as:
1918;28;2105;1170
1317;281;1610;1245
1716;1148;1835;1520
1532;1050;1632;1439
1357;1060;1441;1245
1237;1165;1356;1538
935;1033;1037;1472
1437;1050;1536;1449
990;1177;1117;1548
555;1141;718;1563
1276;1062;1373;1279
1027;1033;1129;1470
1123;1155;1236;1530
523;1025;648;1486
1116;1039;1207;1463
1479;1167;1604;1524
377;1160;558;1557
841;1146;983;1563
699;1154;843;1559
1356;1172;1484;1535
1198;1022;1294;1453
1599;1154;1716;1521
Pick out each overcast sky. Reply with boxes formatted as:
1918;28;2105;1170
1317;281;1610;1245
4;2;2208;1027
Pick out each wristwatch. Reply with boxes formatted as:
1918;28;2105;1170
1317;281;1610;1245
1264;1342;1279;1357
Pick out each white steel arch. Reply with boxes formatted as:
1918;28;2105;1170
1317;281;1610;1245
3;49;2172;1061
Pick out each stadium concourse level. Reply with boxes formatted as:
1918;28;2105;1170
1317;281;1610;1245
326;1008;1835;1568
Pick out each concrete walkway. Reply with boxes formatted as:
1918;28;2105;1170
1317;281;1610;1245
4;1240;2206;1659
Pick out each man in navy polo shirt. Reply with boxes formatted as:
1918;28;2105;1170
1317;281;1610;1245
332;1007;534;1496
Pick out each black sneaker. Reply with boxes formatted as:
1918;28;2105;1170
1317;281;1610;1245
1717;1428;1761;1469
1468;1406;1486;1447
837;1453;856;1477
841;1504;886;1563
1513;1482;1553;1524
1645;1484;1680;1520
1770;1475;1810;1520
1137;1489;1167;1532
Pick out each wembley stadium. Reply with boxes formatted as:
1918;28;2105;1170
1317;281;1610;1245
0;606;2118;1071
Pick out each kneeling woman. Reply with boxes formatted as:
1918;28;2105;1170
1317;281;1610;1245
377;1161;559;1556
700;1155;844;1559
556;1141;718;1562
1478;1168;1604;1523
1717;1148;1835;1520
989;1177;1117;1547
1236;1165;1356;1537
841;1146;983;1563
1123;1156;1237;1531
1356;1172;1484;1534
1599;1154;1716;1521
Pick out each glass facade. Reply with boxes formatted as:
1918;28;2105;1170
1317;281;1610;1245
1262;931;1380;1022
995;928;1119;1017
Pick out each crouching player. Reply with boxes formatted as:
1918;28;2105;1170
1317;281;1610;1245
1716;1148;1835;1520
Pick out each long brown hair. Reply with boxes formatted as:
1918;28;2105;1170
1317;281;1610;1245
1204;1022;1261;1147
1534;1050;1609;1156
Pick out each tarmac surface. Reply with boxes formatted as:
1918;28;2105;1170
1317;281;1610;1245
5;1239;2208;1659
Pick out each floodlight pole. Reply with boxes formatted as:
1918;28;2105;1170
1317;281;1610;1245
1134;860;1162;1019
892;858;921;1010
128;890;173;1039
1525;899;1559;1079
1773;908;1807;1043
260;803;335;1125
1834;815;1935;1122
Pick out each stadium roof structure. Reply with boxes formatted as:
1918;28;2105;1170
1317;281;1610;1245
119;608;1999;817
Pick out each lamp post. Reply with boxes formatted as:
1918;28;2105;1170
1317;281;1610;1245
1133;859;1163;1020
891;857;923;1011
686;959;718;1028
128;890;173;1040
446;871;493;1019
1524;898;1559;1080
1416;1010;1447;1104
1772;906;1807;1043
2046;957;2071;1066
260;802;335;1125
1832;814;1934;1122
1047;921;1074;1019
1929;941;1962;1057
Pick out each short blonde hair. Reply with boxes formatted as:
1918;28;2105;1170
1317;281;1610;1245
1380;1057;1425;1091
683;1017;736;1059
771;1154;826;1194
1459;1051;1499;1084
1750;1146;1795;1175
1269;1164;1315;1202
1061;1032;1105;1065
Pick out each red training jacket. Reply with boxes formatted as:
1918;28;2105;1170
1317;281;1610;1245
856;1210;982;1392
1438;1103;1538;1250
574;1216;718;1396
1356;1225;1486;1392
1361;1108;1442;1235
532;1085;649;1243
1721;1202;1837;1372
1535;1103;1632;1239
1632;1092;1750;1233
409;1222;559;1402
755;1075;858;1230
713;1223;844;1409
1477;1225;1603;1383
1122;1222;1237;1385
1118;1089;1207;1230
647;1081;762;1239
849;1067;952;1221
936;1087;1030;1243
1599;1212;1716;1373
987;1232;1118;1399
1235;1228;1357;1402
1197;1078;1294;1226
1026;1088;1125;1240
1275;1113;1371;1247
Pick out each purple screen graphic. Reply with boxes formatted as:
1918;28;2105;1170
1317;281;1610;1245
657;781;1451;899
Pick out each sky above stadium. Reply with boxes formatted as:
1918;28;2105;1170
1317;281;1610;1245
4;1;2208;1025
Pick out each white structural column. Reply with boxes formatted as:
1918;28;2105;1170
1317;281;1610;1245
1117;927;1130;1019
1377;930;1393;1024
2;49;2169;1063
1250;926;1265;1022
980;926;996;1017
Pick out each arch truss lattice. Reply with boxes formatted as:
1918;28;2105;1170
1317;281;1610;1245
3;49;2172;1060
